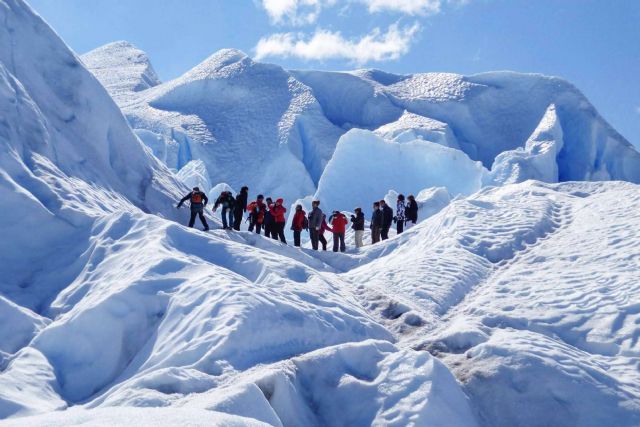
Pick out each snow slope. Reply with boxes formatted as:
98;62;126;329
0;0;186;315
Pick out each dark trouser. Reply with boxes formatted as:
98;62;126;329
319;233;327;251
293;230;302;247
371;226;381;244
310;228;320;250
333;232;345;252
381;226;391;240
221;208;233;229
248;216;262;234
264;222;273;239
397;220;404;234
273;222;286;243
233;208;243;231
189;206;209;230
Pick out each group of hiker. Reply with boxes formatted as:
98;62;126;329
177;186;418;252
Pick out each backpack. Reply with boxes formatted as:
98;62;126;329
191;192;203;204
302;215;309;230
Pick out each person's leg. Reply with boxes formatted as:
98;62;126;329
319;234;327;251
340;233;346;252
333;233;339;252
199;211;209;230
221;208;229;229
294;230;301;247
381;227;388;240
310;229;319;250
256;223;262;235
355;230;363;248
270;224;278;240
373;227;381;243
188;210;197;227
397;220;404;234
228;210;234;229
278;223;287;243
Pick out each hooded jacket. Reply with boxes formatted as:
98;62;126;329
331;213;348;234
271;199;287;223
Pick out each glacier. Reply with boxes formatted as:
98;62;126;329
82;41;640;206
1;0;640;426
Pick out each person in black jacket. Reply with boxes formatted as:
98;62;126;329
351;207;365;248
405;194;418;228
263;197;274;238
213;191;236;230
233;186;248;231
177;187;209;231
370;202;382;244
380;200;393;240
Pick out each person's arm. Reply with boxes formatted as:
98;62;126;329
177;193;190;208
213;197;221;211
202;193;209;206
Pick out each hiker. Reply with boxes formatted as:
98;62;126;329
308;200;323;250
405;194;418;228
291;204;308;247
395;194;406;234
263;197;275;239
370;201;382;244
319;214;331;251
213;191;235;230
234;186;248;231
380;200;393;240
271;198;287;244
331;211;348;252
247;195;266;234
177;187;209;231
351;207;365;248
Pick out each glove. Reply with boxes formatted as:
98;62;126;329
393;216;397;223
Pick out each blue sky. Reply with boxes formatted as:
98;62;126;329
28;0;639;147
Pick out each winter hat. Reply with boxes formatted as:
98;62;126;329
276;198;284;204
193;187;200;191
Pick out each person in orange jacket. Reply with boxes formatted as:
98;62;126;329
291;204;308;247
330;211;348;252
247;195;266;234
270;198;287;243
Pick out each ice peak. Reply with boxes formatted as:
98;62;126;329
82;40;160;97
181;48;252;81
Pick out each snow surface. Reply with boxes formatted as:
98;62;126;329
2;0;640;425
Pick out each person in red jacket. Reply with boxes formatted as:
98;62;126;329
270;198;287;244
330;211;348;252
319;214;331;251
291;204;308;247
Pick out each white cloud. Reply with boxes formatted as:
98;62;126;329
259;0;336;25
254;22;421;63
358;0;441;15
258;0;466;25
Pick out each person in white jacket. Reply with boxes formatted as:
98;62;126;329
395;194;406;234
